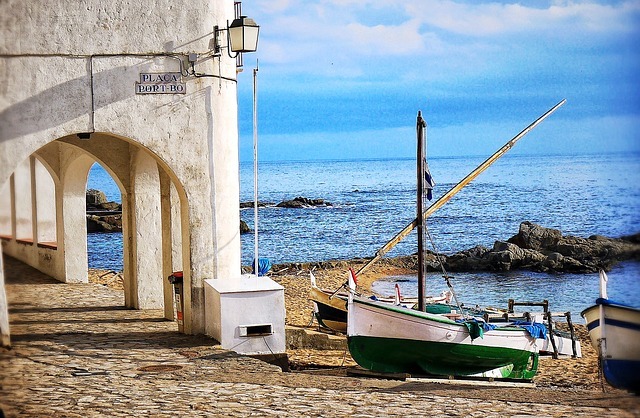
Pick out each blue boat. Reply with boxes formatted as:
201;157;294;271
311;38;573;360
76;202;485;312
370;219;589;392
581;270;640;394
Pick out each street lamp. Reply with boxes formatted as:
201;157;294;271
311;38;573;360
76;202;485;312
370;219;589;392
229;16;259;53
214;16;260;58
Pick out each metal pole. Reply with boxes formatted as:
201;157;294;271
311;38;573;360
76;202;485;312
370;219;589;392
253;62;259;276
416;111;426;311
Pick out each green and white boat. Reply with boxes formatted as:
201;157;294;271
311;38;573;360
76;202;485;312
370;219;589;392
346;289;539;379
346;104;565;380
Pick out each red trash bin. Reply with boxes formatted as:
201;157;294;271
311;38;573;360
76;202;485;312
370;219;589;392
168;272;184;332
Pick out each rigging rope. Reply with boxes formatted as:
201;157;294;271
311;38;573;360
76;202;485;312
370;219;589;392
423;224;467;318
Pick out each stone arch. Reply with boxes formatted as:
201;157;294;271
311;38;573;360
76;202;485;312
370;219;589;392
3;131;193;325
56;133;191;319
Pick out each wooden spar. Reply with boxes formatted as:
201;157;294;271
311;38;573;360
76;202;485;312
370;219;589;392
355;99;566;278
416;111;426;312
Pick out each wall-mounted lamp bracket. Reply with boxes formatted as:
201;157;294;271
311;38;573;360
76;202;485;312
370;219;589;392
213;25;226;57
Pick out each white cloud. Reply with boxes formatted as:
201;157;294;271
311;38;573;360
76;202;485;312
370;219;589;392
263;1;632;83
255;0;293;14
406;0;639;37
240;0;640;146
254;0;638;57
344;20;423;56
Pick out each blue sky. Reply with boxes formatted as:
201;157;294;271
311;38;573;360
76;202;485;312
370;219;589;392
236;0;640;162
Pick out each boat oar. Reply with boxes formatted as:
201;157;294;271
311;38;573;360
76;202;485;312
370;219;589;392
355;99;567;277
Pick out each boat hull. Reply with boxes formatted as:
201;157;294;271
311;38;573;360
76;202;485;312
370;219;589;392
581;301;640;393
309;286;450;333
309;287;348;333
347;297;538;379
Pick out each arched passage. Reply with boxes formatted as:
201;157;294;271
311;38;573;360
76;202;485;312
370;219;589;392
2;132;192;325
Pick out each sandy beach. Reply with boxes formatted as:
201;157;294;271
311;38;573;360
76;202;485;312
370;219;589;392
274;260;607;389
91;258;608;392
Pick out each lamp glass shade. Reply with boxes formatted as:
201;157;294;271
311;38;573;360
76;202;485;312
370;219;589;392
228;16;259;53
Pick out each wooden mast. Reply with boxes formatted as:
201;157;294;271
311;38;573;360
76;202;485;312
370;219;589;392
416;111;426;311
355;99;566;278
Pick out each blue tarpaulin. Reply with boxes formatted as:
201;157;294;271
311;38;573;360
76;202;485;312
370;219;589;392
512;321;548;340
252;258;272;276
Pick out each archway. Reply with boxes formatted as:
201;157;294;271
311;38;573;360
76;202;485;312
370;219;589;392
61;133;188;319
2;133;190;325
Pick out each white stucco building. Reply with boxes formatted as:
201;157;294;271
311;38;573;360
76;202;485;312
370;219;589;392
0;0;284;356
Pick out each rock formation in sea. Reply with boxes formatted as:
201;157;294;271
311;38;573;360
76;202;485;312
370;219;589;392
240;197;332;209
261;222;640;275
86;189;122;232
239;197;331;233
87;214;123;233
443;221;640;273
276;197;332;208
240;201;274;209
86;189;108;206
240;220;250;234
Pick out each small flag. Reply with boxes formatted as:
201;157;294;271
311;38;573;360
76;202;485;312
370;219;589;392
424;160;435;200
349;268;358;286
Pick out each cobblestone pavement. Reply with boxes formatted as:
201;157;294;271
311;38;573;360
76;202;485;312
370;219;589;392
1;256;639;417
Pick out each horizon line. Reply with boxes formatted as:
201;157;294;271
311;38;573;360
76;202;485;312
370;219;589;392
239;150;639;165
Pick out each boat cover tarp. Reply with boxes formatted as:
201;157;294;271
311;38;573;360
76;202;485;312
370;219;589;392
425;303;455;315
457;318;496;340
511;321;548;340
457;318;547;340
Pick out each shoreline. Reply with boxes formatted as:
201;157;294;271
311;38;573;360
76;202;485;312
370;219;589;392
92;253;640;330
268;256;418;292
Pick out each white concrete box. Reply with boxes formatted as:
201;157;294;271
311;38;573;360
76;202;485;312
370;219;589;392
204;275;286;355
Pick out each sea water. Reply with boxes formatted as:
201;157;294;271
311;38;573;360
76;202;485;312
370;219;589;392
87;153;640;320
370;262;640;323
239;153;639;263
